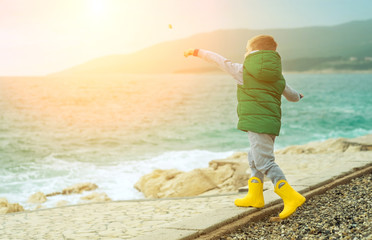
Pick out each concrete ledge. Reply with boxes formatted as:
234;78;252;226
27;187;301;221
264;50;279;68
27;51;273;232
134;163;372;240
290;175;333;191
132;229;199;240
192;164;372;240
262;190;281;206
166;207;255;231
132;207;258;240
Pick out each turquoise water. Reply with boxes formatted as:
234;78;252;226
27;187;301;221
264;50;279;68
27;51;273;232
0;73;371;208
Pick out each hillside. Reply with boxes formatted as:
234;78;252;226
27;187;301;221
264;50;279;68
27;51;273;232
52;19;372;75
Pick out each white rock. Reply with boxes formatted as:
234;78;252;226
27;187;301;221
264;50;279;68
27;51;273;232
0;198;24;214
134;153;249;198
80;192;111;202
28;192;47;204
62;182;98;195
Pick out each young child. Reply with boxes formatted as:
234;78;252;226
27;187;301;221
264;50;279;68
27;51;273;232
184;35;305;219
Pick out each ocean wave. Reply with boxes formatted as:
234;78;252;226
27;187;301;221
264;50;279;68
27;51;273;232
0;149;235;210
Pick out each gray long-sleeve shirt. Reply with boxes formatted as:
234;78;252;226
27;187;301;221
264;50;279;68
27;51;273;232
196;49;301;102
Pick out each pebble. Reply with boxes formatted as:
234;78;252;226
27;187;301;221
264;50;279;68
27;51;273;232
220;173;372;240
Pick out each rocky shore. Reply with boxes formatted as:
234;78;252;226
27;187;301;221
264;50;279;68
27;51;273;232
134;152;250;198
134;134;372;199
0;135;370;239
1;134;371;215
0;182;111;214
220;173;371;240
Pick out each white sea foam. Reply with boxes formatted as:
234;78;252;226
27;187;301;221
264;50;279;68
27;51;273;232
1;149;235;210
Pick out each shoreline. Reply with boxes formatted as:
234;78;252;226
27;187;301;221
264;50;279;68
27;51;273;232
1;145;371;239
2;134;371;214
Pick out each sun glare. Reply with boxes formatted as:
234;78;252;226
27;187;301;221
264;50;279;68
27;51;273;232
91;0;105;16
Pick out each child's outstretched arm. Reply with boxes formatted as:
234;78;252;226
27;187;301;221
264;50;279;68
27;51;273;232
283;84;303;102
184;49;243;84
184;49;304;101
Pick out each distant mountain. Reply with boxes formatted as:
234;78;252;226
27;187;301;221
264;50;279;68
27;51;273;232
52;19;372;75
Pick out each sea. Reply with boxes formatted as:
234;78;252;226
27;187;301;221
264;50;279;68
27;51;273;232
0;73;371;209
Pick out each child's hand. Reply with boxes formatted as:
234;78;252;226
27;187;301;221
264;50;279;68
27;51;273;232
184;49;195;58
300;94;304;99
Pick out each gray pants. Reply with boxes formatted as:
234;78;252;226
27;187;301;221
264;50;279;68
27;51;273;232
248;131;286;185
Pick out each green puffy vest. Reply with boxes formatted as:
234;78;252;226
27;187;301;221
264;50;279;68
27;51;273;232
237;50;285;136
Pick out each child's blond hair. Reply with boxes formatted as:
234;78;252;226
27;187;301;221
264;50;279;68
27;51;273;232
245;35;277;58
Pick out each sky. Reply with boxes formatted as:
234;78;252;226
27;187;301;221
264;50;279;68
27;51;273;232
1;0;371;76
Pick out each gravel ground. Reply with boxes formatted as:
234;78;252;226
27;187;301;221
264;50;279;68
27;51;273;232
220;173;371;240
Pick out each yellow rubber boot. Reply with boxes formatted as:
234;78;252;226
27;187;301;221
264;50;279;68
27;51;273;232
274;180;306;219
234;177;264;208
